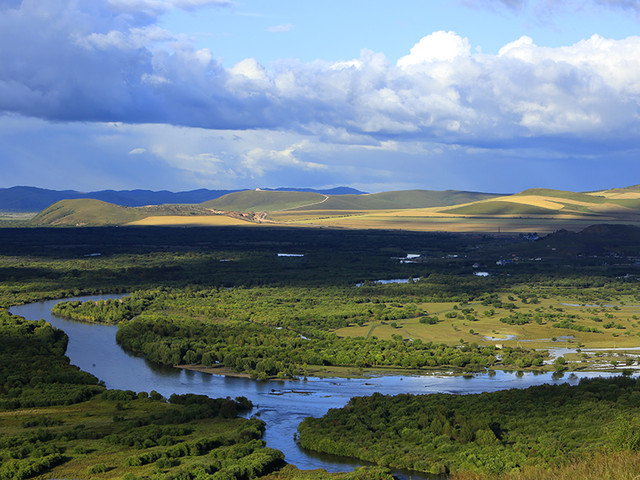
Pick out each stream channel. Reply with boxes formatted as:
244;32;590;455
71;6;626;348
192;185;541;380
10;295;619;480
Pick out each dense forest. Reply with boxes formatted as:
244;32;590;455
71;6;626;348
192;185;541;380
298;375;640;476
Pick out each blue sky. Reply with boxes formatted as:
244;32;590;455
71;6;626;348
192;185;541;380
2;0;640;193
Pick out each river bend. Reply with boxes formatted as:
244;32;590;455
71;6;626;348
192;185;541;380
10;295;615;479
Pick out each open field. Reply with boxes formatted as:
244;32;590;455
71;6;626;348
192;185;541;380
277;212;630;233
336;288;640;369
334;290;640;370
0;211;36;220
267;188;640;232
127;215;255;226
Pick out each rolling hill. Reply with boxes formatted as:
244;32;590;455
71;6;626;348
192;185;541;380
201;190;329;212
22;185;640;233
203;189;503;213
288;189;502;211
588;184;640;199
30;199;144;226
273;187;640;233
0;186;365;212
29;199;224;226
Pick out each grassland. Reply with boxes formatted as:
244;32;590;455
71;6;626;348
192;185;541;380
202;190;328;212
23;186;640;233
455;451;640;480
0;395;264;480
30;199;220;227
269;188;640;233
273;210;614;234
332;288;640;371
127;215;254;227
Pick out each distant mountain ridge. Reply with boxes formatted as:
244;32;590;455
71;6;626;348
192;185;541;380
0;186;365;211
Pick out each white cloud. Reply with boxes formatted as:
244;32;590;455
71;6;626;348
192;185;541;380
2;1;640;162
76;25;175;50
461;0;525;10
106;0;231;16
266;23;292;33
230;58;265;78
397;31;471;67
596;0;640;10
129;147;147;154
240;142;327;177
173;152;227;176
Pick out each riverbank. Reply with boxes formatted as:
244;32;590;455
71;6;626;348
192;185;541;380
176;363;482;380
175;362;626;381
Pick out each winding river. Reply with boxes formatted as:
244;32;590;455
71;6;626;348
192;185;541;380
10;295;618;480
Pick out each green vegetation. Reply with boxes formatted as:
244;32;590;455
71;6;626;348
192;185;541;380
6;226;640;377
22;185;640;232
5;225;640;478
29;199;215;226
46;285;547;379
29;199;146;226
202;190;326;212
51;290;159;324
298;376;640;476
0;309;103;410
0;307;292;480
286;189;501;211
445;200;557;215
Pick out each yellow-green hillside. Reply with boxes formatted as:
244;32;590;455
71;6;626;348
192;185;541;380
439;188;640;217
29;199;214;226
26;187;640;232
29;199;144;226
444;200;559;216
201;190;327;212
285;189;502;211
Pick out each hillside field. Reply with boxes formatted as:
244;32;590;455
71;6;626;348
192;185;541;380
22;185;640;233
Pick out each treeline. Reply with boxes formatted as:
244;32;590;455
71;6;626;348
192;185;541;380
297;375;640;476
116;314;512;378
0;310;104;409
51;290;160;324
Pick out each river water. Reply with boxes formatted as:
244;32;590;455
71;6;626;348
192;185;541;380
9;295;617;479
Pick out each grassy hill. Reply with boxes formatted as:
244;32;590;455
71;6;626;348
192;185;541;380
444;200;558;216
277;187;640;233
589;184;640;196
29;199;144;226
282;189;502;211
440;188;640;217
29;199;216;226
23;186;640;233
201;190;327;212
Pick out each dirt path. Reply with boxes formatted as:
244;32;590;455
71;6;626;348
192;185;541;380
279;195;329;211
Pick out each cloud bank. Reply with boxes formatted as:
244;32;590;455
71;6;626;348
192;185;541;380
2;0;640;155
2;0;640;192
